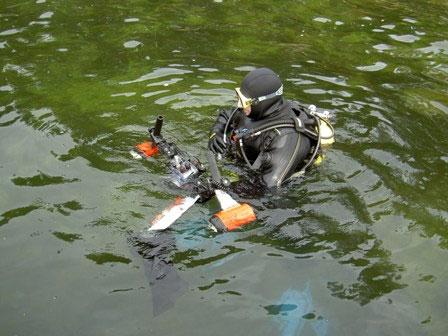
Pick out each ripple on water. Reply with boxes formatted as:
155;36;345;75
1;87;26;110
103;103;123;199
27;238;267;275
304;88;352;98
356;62;387;72
389;34;420;43
119;67;193;85
313;17;331;23
373;44;395;52
204;79;236;85
0;84;14;92
234;66;256;72
198;67;219;72
301;73;349;87
39;11;54;19
3;64;34;77
364;149;420;185
38;33;55;43
141;89;170;98
124;18;139;23
154;88;234;109
430;101;448;115
418;40;448;55
111;92;136;97
146;78;183;87
287;78;315;86
0;28;24;36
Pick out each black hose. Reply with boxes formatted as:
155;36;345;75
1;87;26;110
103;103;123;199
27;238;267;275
238;139;253;169
233;119;297;140
223;107;239;144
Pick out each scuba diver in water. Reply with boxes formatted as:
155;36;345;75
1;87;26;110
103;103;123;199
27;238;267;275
130;69;334;313
208;67;328;189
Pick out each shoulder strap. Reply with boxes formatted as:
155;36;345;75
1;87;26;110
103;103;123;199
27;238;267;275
290;100;310;117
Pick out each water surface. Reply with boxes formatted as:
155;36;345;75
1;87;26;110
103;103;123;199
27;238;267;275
1;1;447;335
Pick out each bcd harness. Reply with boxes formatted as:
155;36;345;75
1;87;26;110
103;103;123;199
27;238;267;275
229;103;333;185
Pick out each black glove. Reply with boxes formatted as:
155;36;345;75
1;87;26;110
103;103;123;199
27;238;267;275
208;133;227;155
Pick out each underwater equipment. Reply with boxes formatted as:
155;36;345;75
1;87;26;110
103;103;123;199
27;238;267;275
133;116;255;232
131;115;206;187
308;105;335;145
207;151;256;232
131;115;205;231
231;103;334;182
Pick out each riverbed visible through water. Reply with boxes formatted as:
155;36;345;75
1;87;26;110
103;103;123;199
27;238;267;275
1;1;447;335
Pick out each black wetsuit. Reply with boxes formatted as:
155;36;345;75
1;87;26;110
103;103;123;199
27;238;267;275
211;98;317;188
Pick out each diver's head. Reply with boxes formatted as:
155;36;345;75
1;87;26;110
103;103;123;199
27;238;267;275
235;67;283;120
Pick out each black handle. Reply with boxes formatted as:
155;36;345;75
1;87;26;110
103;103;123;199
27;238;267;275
207;151;221;184
153;115;164;137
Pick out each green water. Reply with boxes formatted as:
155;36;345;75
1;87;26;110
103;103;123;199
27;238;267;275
1;0;447;335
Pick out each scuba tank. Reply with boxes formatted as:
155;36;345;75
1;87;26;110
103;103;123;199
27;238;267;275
308;105;335;146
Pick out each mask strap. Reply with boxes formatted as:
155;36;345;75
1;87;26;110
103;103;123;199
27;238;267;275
252;85;283;104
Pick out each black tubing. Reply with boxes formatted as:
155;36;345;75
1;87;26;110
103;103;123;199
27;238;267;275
223;107;239;144
234;119;297;140
153;115;164;137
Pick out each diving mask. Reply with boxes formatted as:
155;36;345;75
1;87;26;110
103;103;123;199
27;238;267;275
235;85;284;109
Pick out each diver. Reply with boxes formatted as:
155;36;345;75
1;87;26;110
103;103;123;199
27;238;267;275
208;67;328;189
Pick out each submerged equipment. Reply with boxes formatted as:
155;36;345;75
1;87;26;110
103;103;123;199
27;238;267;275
131;115;206;187
132;116;257;232
207;151;256;232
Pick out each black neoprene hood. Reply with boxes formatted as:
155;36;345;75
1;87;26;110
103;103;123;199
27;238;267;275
240;67;283;120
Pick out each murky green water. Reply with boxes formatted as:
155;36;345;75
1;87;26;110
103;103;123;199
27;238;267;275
1;0;447;335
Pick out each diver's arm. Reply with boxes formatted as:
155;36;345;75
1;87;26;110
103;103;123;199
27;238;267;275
211;108;234;136
209;108;240;155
